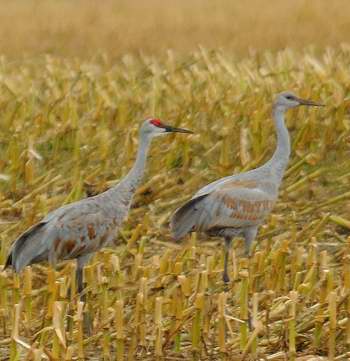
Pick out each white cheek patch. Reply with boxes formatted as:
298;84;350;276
151;127;167;137
157;129;168;136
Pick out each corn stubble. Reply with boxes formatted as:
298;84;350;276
0;48;350;360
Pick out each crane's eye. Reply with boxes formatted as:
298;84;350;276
286;95;293;100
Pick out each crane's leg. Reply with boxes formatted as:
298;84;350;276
76;254;93;335
243;226;258;257
223;237;232;283
76;266;84;295
76;254;92;298
243;226;258;331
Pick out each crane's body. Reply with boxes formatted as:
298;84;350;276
170;92;323;282
5;118;192;292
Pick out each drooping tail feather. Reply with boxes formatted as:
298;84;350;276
5;221;48;273
4;253;12;269
170;194;207;241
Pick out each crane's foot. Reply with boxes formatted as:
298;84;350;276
247;312;253;331
222;271;230;284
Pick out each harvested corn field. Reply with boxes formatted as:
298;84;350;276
0;48;349;359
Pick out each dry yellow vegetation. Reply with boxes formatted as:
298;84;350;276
0;48;349;359
0;1;350;360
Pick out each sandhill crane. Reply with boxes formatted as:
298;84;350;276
5;118;193;293
170;91;323;283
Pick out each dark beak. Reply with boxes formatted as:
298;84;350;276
164;125;194;134
297;97;324;107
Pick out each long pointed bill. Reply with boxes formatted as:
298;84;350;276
164;125;194;134
297;97;324;106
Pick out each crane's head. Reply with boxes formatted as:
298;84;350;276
274;91;324;109
140;118;193;138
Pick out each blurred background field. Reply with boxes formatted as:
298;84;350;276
1;0;350;59
0;1;350;360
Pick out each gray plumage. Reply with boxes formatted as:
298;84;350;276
5;118;192;292
170;91;323;282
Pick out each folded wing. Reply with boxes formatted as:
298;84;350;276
170;179;275;241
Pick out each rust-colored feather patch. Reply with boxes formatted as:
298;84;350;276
87;224;96;239
222;195;237;209
64;240;76;254
70;243;86;258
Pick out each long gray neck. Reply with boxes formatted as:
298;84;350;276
99;131;152;220
104;132;152;206
117;133;151;193
264;105;291;181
